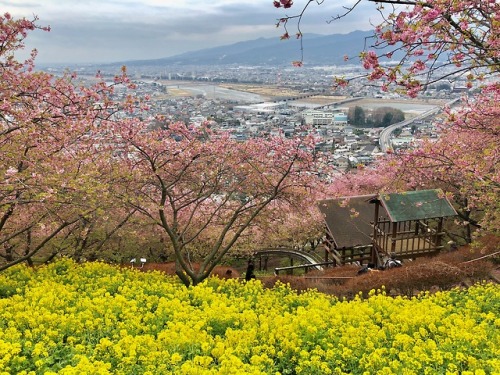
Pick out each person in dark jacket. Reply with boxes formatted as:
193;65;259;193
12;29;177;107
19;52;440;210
245;258;256;281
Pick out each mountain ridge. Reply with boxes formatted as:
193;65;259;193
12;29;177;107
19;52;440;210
117;30;376;67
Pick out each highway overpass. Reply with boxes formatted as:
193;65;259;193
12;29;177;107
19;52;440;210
379;98;461;152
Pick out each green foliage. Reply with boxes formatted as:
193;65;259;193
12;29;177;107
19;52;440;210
392;127;403;137
348;106;366;126
348;106;405;127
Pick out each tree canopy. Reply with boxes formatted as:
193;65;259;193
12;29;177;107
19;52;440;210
0;14;138;270
0;12;327;283
348;106;405;127
110;122;325;285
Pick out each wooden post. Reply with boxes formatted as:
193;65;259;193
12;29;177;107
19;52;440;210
324;229;330;263
372;201;380;245
391;221;398;255
436;218;444;249
371;199;380;265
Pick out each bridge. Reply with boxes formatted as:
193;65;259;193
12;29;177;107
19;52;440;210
253;248;325;271
271;95;363;109
312;97;363;110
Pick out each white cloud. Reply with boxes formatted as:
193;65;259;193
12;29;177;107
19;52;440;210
6;0;379;64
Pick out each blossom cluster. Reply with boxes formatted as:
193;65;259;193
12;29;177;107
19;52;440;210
0;259;499;374
273;0;293;9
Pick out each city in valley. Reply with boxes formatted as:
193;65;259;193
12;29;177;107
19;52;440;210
45;62;471;171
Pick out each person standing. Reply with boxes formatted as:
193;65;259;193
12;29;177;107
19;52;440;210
245;258;256;281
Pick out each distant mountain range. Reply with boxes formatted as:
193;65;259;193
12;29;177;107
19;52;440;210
120;30;377;67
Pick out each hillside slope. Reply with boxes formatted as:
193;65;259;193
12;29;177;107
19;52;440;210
264;235;500;298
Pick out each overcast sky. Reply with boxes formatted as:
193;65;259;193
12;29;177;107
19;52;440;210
7;0;381;64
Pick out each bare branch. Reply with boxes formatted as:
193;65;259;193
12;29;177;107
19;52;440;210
327;0;362;23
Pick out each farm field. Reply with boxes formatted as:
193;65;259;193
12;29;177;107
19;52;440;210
218;83;301;98
0;259;499;374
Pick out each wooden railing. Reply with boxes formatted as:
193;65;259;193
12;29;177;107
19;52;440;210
274;261;339;275
373;219;444;258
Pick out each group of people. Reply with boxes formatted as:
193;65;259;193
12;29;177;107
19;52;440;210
357;254;403;275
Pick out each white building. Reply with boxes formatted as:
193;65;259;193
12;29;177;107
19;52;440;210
302;109;349;127
302;110;335;126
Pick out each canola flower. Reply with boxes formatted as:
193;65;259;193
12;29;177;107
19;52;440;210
0;258;499;374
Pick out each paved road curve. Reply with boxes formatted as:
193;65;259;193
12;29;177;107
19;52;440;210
379;98;460;152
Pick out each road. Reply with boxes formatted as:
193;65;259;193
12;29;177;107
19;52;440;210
379;98;460;152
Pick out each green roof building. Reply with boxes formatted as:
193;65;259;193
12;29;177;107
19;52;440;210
318;189;457;266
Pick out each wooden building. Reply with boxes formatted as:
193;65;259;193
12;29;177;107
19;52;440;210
318;189;457;266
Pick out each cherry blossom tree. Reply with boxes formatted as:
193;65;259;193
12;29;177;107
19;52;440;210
112;122;324;286
1;12;326;281
249;198;325;251
0;13;138;270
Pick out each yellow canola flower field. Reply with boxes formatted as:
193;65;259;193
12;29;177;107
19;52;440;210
0;259;499;375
